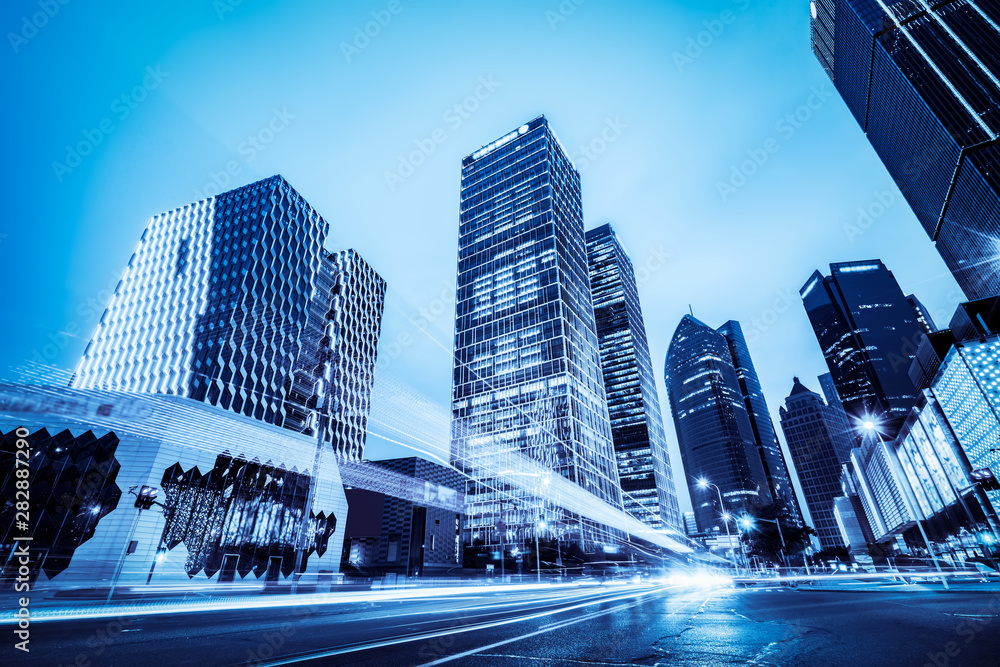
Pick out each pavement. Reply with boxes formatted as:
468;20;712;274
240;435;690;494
2;581;1000;666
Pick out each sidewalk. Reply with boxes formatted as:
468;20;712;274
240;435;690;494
795;578;1000;594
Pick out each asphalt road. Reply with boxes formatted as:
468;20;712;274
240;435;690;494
6;584;1000;666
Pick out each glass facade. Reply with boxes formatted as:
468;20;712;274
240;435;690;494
800;260;925;437
73;175;385;460
450;117;623;552
718;321;803;526
586;223;682;531
778;378;856;549
811;0;1000;300
934;336;1000;515
665;315;771;534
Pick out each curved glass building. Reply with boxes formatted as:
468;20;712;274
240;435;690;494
665;315;771;534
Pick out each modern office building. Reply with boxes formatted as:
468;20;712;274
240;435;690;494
800;260;926;437
907;294;937;336
284;249;386;461
450;117;624;554
778;378;856;549
585;223;681;531
0;383;347;590
810;0;1000;300
341;457;464;577
72;175;385;461
718;320;803;526
665;315;771;534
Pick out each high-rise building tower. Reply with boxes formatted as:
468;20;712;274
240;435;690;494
906;294;937;336
73;175;385;460
717;320;803;526
779;377;857;550
800;260;925;437
586;223;682;531
450;117;623;553
665;315;772;534
810;0;1000;300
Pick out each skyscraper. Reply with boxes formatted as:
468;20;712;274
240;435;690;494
800;260;925;437
717;320;803;526
779;377;857;550
450;117;623;553
665;315;771;534
586;223;682;531
906;294;937;336
73;175;385;460
810;0;1000;300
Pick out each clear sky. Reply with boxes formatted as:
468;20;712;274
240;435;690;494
3;0;963;517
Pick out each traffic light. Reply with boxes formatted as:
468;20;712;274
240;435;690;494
134;485;158;509
970;468;1000;492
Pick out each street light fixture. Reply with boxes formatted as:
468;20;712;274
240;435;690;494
697;478;737;573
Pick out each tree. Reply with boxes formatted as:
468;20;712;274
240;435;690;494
740;502;816;566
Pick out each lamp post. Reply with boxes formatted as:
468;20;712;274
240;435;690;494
536;518;546;584
697;478;737;573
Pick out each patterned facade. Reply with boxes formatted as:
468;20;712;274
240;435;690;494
718;321;803;526
810;0;1000;300
0;383;347;589
665;315;771;534
72;175;384;460
450;116;624;553
585;223;681;531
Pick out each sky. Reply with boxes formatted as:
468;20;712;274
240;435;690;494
2;0;964;517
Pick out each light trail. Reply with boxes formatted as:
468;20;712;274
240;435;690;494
255;585;673;666
0;580;663;625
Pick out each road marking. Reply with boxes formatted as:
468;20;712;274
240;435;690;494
255;587;668;666
419;596;657;665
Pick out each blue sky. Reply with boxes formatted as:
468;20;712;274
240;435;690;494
3;0;962;515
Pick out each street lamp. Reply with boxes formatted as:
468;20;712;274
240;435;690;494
697;478;737;573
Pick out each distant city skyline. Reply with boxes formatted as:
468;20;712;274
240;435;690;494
3;0;965;517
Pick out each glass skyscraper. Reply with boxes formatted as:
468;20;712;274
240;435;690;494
73;175;385;460
800;260;925;437
810;0;1000;300
779;377;857;550
450;117;624;553
718;320;803;526
586;223;682;531
665;315;771;534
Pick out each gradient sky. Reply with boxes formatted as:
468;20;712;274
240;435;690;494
3;0;963;517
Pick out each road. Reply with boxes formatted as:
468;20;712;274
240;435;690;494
5;583;1000;666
